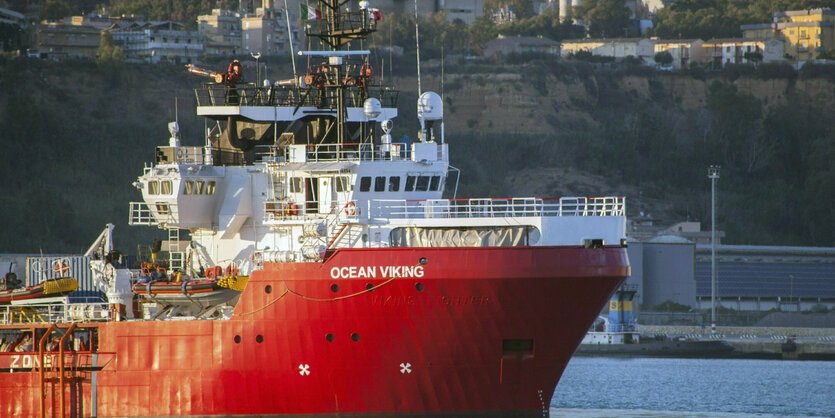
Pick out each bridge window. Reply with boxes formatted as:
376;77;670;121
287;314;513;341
430;175;442;191
161;180;172;195
148;180;159;195
184;181;194;195
207;181;216;195
335;176;349;192
374;176;386;192
416;176;430;192
359;176;372;192
196;181;205;195
290;177;303;193
405;175;417;192
388;176;400;192
156;203;170;215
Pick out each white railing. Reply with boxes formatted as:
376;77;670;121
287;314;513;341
285;143;405;163
129;201;178;226
129;202;155;225
0;302;111;325
368;197;625;220
174;146;208;165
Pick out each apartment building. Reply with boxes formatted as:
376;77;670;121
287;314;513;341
741;8;835;61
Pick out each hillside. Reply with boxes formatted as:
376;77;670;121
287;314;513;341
1;56;834;254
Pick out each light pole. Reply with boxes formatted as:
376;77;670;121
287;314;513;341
251;51;262;85
708;165;720;334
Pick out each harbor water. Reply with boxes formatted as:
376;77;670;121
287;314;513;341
551;357;835;417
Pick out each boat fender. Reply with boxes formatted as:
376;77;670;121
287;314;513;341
146;281;153;296
181;279;190;296
206;267;216;280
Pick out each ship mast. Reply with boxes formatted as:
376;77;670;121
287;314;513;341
304;0;378;145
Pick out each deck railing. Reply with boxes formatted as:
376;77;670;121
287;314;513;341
194;84;398;108
0;302;111;325
368;197;625;220
129;202;178;226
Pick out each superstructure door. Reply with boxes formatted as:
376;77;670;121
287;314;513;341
318;177;333;214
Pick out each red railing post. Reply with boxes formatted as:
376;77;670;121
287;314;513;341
38;325;55;418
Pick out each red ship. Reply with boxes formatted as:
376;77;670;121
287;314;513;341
0;0;629;416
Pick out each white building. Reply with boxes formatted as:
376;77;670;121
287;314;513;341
112;21;205;64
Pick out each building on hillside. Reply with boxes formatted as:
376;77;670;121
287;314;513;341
492;5;516;24
241;7;297;56
32;22;101;60
371;0;483;25
702;38;785;68
482;34;560;57
112;21;204;64
653;39;704;69
197;1;300;57
197;9;242;56
741;8;835;62
560;38;655;62
558;0;580;22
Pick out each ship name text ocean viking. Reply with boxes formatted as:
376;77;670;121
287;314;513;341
329;265;424;279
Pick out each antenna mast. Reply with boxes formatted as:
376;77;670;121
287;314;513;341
414;0;421;96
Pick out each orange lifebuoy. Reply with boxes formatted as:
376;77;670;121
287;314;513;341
345;202;357;216
206;267;217;280
53;260;69;277
226;265;239;277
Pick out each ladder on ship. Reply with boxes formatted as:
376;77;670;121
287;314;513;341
0;325;114;418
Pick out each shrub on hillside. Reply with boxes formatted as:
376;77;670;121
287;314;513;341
756;62;796;80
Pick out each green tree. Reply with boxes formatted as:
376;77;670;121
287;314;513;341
97;30;125;66
575;0;634;38
40;0;71;21
654;51;673;66
744;50;763;65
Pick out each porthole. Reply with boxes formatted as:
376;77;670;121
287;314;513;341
256;335;264;343
366;283;374;291
415;283;424;292
419;257;428;265
234;335;241;344
351;333;360;342
265;285;272;294
326;333;335;342
331;284;339;293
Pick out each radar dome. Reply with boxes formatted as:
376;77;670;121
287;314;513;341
363;98;382;120
417;92;443;121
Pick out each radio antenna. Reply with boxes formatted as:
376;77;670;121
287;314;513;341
414;0;421;96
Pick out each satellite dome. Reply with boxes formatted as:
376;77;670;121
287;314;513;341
417;92;443;121
364;98;382;120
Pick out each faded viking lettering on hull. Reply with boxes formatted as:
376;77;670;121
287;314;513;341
371;295;490;306
330;265;425;279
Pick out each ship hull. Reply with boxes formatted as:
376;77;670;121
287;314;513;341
1;245;628;417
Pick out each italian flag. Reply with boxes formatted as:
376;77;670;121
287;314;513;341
300;4;322;20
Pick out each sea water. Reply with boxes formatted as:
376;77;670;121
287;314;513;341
551;357;835;417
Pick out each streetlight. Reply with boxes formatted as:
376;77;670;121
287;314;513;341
251;51;262;85
708;165;720;334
